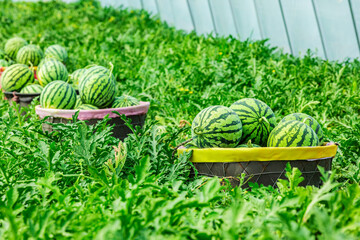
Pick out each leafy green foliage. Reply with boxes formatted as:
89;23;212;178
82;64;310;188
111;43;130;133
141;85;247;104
0;0;359;238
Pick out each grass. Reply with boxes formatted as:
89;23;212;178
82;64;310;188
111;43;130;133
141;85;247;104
0;0;359;239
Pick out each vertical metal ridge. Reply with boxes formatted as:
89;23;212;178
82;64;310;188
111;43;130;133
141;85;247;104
154;0;161;16
253;0;264;39
186;0;197;32
228;0;241;39
278;0;293;55
311;0;328;59
207;0;218;35
348;0;360;55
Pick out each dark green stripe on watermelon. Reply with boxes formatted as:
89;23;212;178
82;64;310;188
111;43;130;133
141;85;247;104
230;98;276;146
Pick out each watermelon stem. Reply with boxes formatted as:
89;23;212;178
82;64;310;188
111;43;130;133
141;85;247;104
302;116;313;124
260;116;271;132
193;126;203;135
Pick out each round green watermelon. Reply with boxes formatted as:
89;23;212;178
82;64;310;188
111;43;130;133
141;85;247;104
112;95;139;108
230;98;276;146
70;69;87;89
79;71;116;108
267;120;319;147
44;45;68;63
280;113;324;143
74;95;82;109
4;37;28;60
78;65;115;88
191;105;243;148
37;59;68;86
16;45;44;66
40;81;76;109
1;64;34;92
20;84;43;94
76;104;99;110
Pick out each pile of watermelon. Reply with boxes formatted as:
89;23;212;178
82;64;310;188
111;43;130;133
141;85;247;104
190;98;324;148
0;37;140;110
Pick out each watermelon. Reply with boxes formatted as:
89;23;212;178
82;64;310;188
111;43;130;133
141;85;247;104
16;44;44;66
78;65;115;87
191;105;243;148
40;81;76;109
112;95;139;108
44;45;68;63
79;71;116;108
267;120;319;147
280;113;324;143
74;95;82;109
1;64;34;92
20;84;43;94
0;59;9;67
76;104;99;110
37;59;68;86
4;37;28;60
70;69;87;88
230;98;276;146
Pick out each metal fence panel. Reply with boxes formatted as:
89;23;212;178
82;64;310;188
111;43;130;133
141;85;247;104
141;0;158;14
229;0;261;40
280;0;326;58
208;0;238;37
313;0;360;60
187;0;215;35
170;0;195;32
254;0;291;53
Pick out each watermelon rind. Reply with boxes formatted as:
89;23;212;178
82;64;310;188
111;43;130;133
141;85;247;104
112;95;140;108
70;68;87;89
1;64;34;92
76;104;99;110
79;71;116;108
4;37;28;60
44;45;68;63
280;113;324;143
78;65;115;88
40;80;76;109
267;120;319;147
20;84;43;94
37;59;68;86
230;98;276;146
16;44;44;66
191;105;243;148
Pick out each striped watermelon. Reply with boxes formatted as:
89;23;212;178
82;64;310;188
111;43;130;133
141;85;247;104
16;45;44;66
280;113;324;143
112;95;139;108
40;81;76;109
70;69;87;89
237;140;261;148
44;45;68;63
79;72;116;108
74;95;82;109
230;98;276;146
0;59;9;67
76;104;99;110
78;65;115;87
37;59;68;86
4;37;28;60
267;120;319;147
191;105;243;148
1;64;34;92
20;84;43;94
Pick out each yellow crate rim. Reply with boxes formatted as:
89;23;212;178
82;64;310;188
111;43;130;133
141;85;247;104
177;144;338;163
